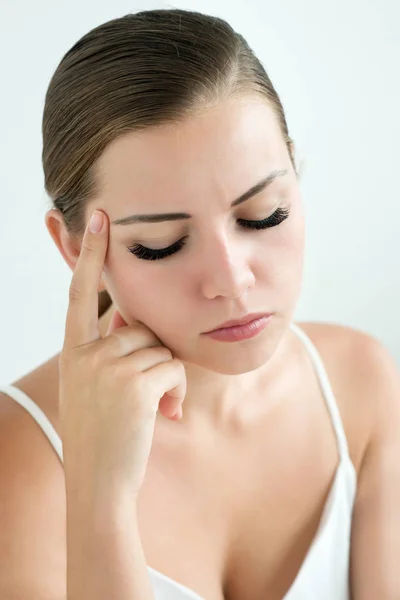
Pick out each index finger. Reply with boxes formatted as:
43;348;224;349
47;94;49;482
63;210;109;349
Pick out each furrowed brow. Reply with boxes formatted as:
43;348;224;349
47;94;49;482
111;169;288;225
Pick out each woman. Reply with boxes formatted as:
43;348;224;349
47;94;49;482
0;8;399;600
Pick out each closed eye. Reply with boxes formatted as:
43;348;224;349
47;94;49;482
127;206;290;261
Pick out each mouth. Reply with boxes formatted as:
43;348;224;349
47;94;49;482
202;312;273;334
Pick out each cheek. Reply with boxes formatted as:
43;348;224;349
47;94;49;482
277;214;306;295
254;210;305;288
285;218;305;258
258;221;305;261
104;248;181;326
278;196;305;261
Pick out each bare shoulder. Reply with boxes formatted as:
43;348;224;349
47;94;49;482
295;319;380;348
0;356;65;597
0;350;61;452
0;352;61;427
295;319;398;387
294;320;400;473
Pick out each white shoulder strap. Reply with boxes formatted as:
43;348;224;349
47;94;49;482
289;323;350;460
0;384;63;463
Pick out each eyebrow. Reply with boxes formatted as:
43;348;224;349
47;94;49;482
111;168;288;225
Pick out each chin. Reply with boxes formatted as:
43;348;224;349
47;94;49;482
178;338;278;375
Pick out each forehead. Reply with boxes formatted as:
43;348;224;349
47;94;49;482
94;96;288;210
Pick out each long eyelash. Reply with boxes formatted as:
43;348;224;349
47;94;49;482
127;236;188;261
237;206;291;230
128;206;290;261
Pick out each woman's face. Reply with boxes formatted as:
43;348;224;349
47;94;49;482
90;95;305;374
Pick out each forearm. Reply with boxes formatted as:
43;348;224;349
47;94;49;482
65;487;154;600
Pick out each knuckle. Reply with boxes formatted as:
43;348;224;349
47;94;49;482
81;241;96;257
89;344;108;370
68;283;81;304
158;346;173;360
105;354;134;380
105;331;130;355
106;331;121;345
129;371;150;397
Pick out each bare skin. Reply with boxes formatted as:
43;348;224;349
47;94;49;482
0;304;370;600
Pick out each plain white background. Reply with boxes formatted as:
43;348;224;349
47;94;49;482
0;0;399;383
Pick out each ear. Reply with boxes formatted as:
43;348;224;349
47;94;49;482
45;208;107;292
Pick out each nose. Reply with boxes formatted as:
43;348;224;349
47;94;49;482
200;234;256;300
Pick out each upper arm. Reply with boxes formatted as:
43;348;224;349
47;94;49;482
349;334;400;599
0;394;66;599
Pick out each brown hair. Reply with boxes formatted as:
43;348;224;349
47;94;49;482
42;8;297;318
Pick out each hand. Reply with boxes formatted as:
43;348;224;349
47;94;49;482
59;209;186;498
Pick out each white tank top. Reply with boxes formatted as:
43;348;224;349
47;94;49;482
0;322;357;599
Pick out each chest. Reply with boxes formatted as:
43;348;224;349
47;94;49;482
136;378;341;600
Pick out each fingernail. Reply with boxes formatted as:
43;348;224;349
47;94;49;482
89;210;103;233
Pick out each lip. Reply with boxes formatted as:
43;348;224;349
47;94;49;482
202;312;272;334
